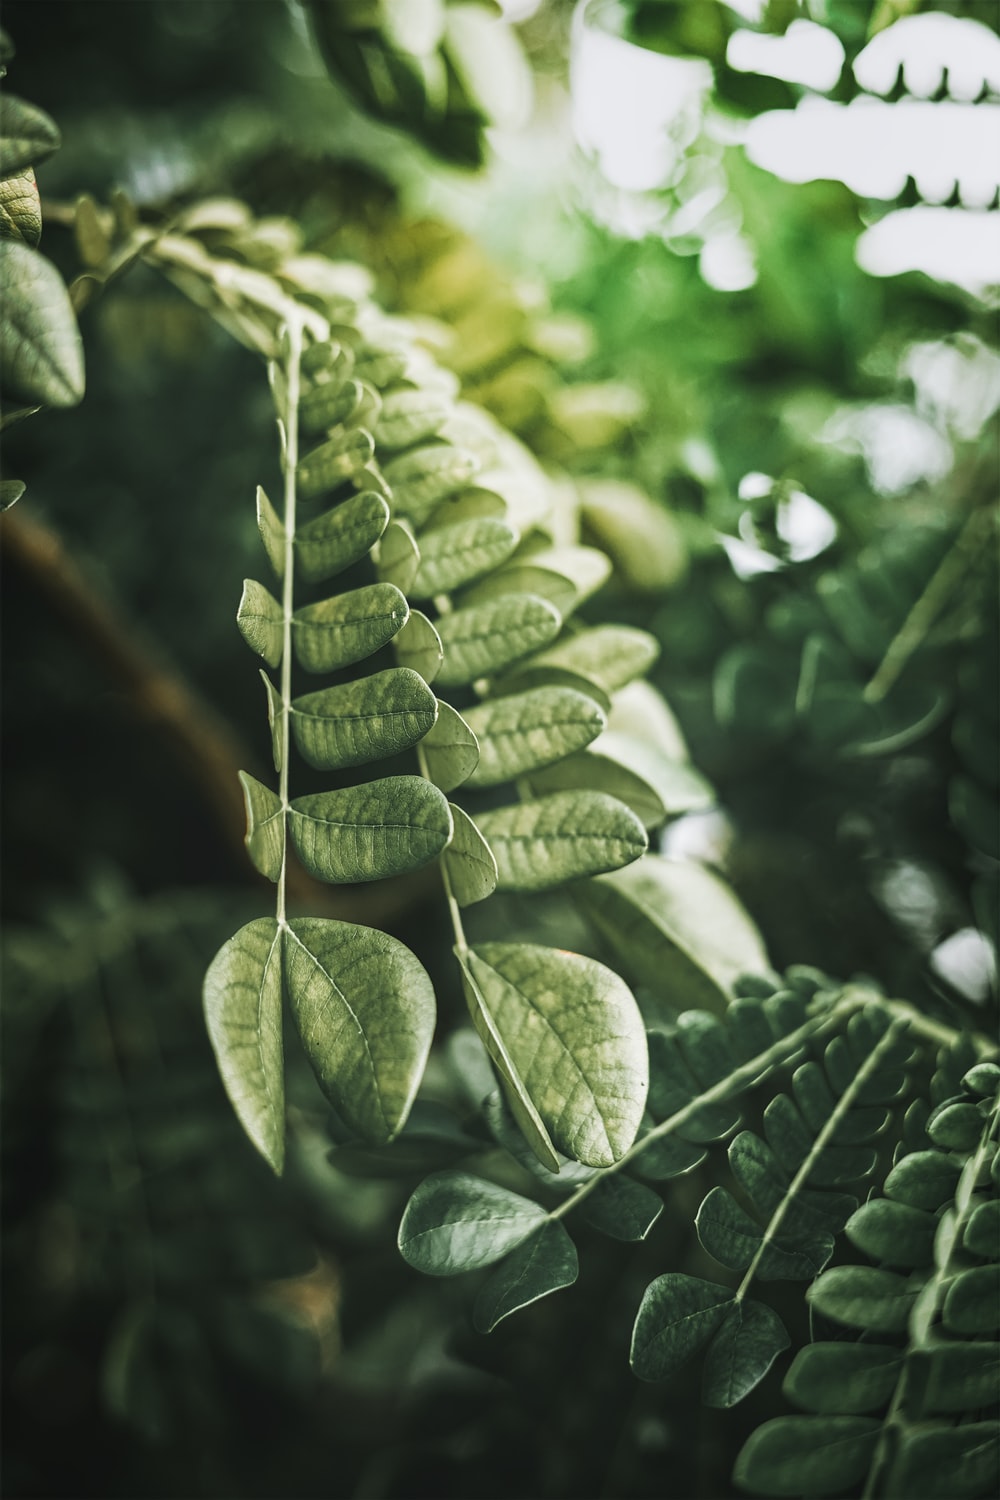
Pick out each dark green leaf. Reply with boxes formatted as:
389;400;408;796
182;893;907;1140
0;477;25;509
289;776;453;882
942;1264;1000;1334
696;1186;833;1280
963;1198;999;1258
0;240;84;406
923;1341;1000;1413
845;1198;938;1269
472;1221;578;1332
783;1342;902;1415
398;1171;546;1275
703;1299;789;1407
886;1422;999;1500
203;919;284;1173
579;1174;663;1240
733;1415;879;1496
631;1273;733;1381
0;93;60;175
884;1150;963;1211
807;1265;920;1333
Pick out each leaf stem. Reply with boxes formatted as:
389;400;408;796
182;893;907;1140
276;320;303;929
417;742;469;957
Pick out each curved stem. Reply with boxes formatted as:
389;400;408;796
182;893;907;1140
276;321;303;929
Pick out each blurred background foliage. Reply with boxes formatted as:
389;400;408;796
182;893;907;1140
2;1;996;1497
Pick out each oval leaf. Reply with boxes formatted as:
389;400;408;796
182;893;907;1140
376;517;420;593
464;686;606;789
421;700;480;792
473;791;647;893
238;770;284;881
382;443;479;526
436;592;561;687
703;1300;790;1408
472;1221;579;1332
292;582;408;673
734;1416;880;1497
297;426;374;499
497;624;659;698
237;578;283;668
411;516;519;598
398;1170;546;1275
294;489;389;584
0;93;61;176
443;803;497;907
289;776;453;883
631;1273;733;1381
203;919;284;1173
393;607;444;683
291;667;438;771
0;240;84;407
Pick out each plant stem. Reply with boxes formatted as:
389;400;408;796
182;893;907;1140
417;742;469;957
276;320;303;930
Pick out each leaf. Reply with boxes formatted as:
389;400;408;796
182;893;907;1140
255;485;285;580
436;593;561;687
460;561;579;618
607;679;690;761
728;1130;856;1236
631;1274;734;1381
0;477;25;509
421;701;479;792
464;942;648;1166
733;1416;880;1496
259;671;285;772
522;545;613;606
923;1342;1000;1413
883;1150;963;1211
530;732;713;830
294;489;389;583
472;1221;579;1333
382;443;479;527
444;803;497;906
375;386;452;449
300;373;365;436
578;856;772;1016
285;917;435;1142
963;1198;999;1258
290;667;438;771
292;582;408;673
497;624;659;698
0;240;84;407
289;776;453;883
885;1423;1000;1500
398;1171;547;1275
696;1186;833;1280
844;1198;938;1269
702;1299;790;1408
580;1175;663;1240
806;1265;919;1333
237;578;283;667
297;427;375;499
943;1264;1000;1334
0;167;40;246
393;608;444;683
237;771;284;881
0;93;61;175
203;919;284;1173
463;686;606;789
473;791;647;893
783;1342;902;1415
72;191;110;267
411;516;519;598
376;518;420;593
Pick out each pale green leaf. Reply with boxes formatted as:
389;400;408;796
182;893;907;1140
398;1170;547;1276
782;1343;902;1415
459;562;579;618
733;1416;879;1496
294;489;389;584
437;593;562;687
300;374;366;436
393;607;444;683
473;791;647;893
286;917;434;1141
291;667;438;771
297;426;375;499
411;516;519;599
292;582;408;673
496;624;659;698
237;578;283;668
0;167;40;246
421;701;479;791
203;919;284;1173
631;1273;733;1381
0;93;60;175
290;775;453;882
299;345;356;429
382;443;479;526
578;856;773;1016
806;1264;919;1332
259;670;285;772
607;679;691;761
519;544;611;606
375;386;452;449
237;771;284;881
464;686;606;789
256;485;285;580
0;240;84;407
0;477;25;509
465;942;648;1166
530;732;713;831
426;485;508;529
472;1221;578;1332
376;517;420;593
578;477;687;593
703;1300;790;1408
443;804;497;907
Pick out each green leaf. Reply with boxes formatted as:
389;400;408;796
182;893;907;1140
783;1342;902;1415
255;485;286;580
398;1171;547;1275
883;1150;963;1211
579;856;772;1016
530;731;713;830
923;1342;1000;1413
473;791;647;893
696;1186;833;1280
375;517;420;593
375;386;452;449
926;1099;985;1152
728;1130;856;1236
297;427;375;499
292;582;408;673
464;942;649;1166
444;803;497;907
237;578;283;667
963;1198;999;1258
436;593;562;687
460;562;579;618
382;443;479;526
299;369;361;435
0;167;41;246
886;1423;1000;1500
845;1198;938;1269
703;1300;790;1408
943;1264;1000;1334
472;1221;578;1332
290;776;453;883
290;667;438;771
393;607;444;683
607;679;691;761
631;1273;733;1381
0;93;61;175
497;624;659;698
0;240;84;407
203;919;284;1173
295;489;389;584
807;1264;919;1332
733;1415;880;1496
237;771;284;881
0;477;25;509
259;670;285;772
580;1175;663;1240
412;516;519;598
464;686;606;789
521;545;612;606
286;918;435;1142
422;701;479;792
